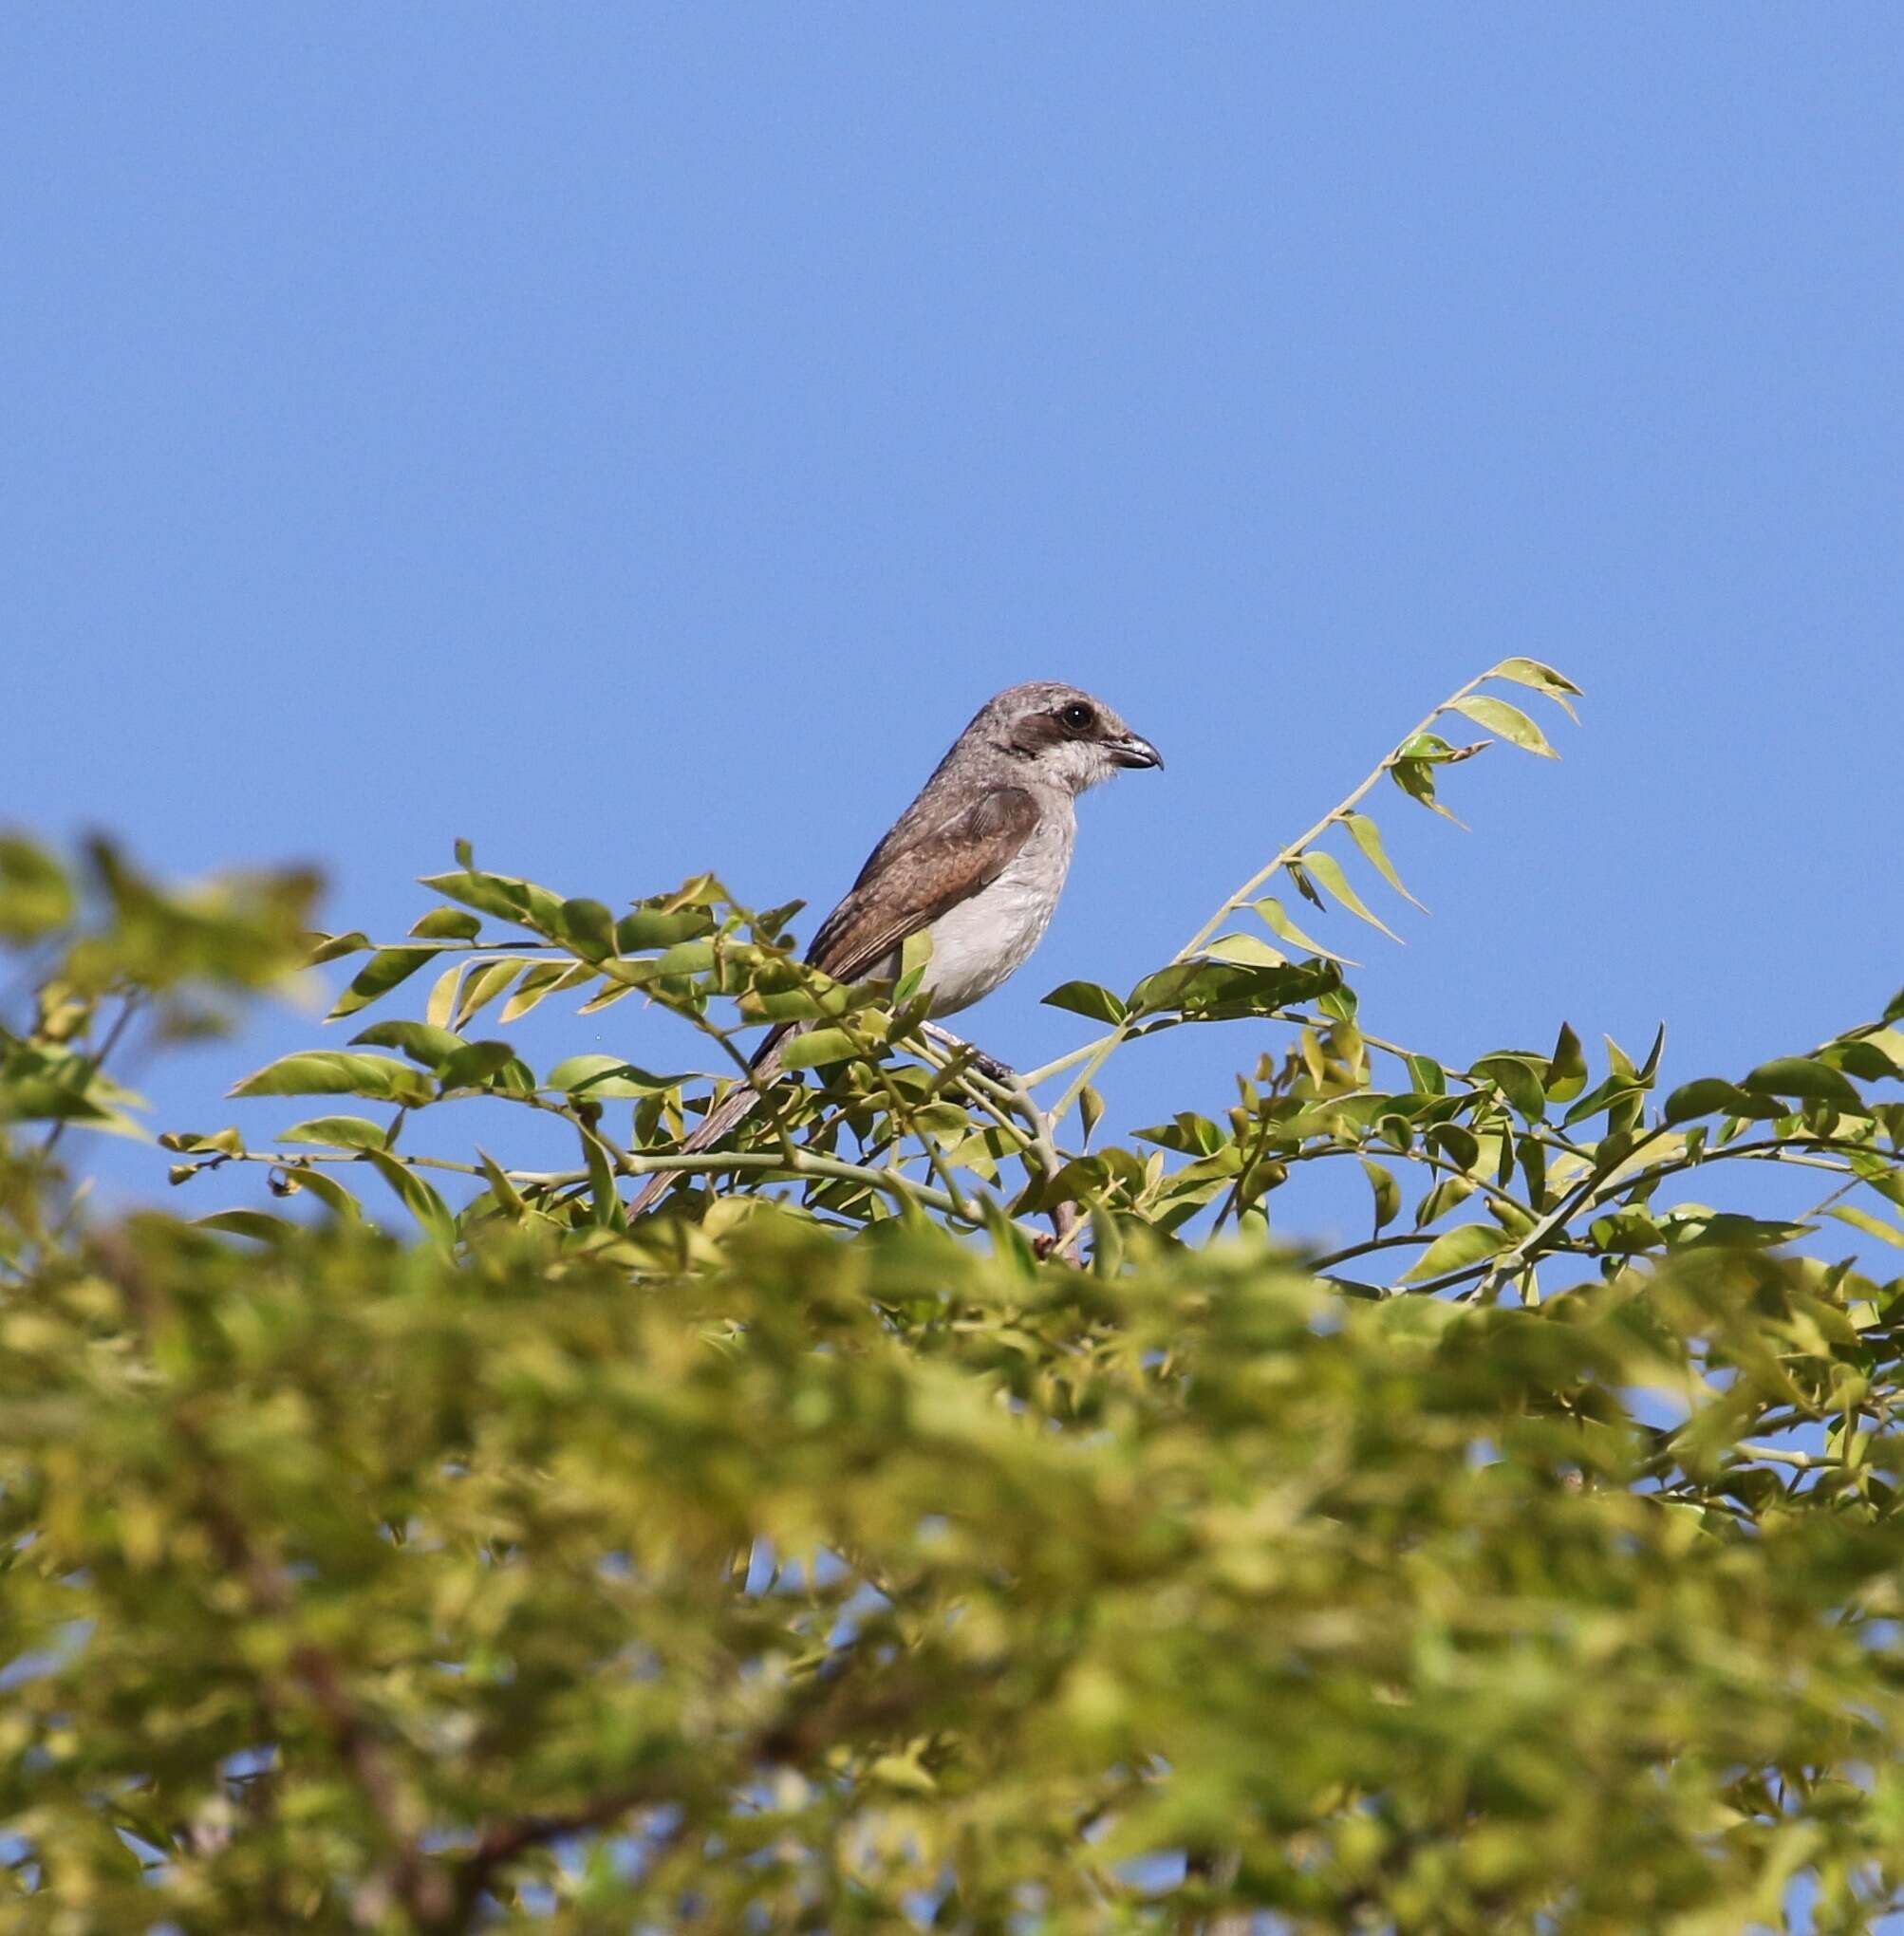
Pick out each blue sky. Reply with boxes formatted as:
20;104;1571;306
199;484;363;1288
5;7;1900;1245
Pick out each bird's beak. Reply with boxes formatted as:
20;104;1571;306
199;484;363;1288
1108;732;1164;771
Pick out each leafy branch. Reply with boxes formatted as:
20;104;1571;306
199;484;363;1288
1024;658;1581;1126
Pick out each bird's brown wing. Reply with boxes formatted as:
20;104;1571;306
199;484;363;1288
805;785;1040;985
629;786;1040;1219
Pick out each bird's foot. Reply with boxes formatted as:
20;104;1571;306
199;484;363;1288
921;1021;1016;1086
1031;1200;1085;1267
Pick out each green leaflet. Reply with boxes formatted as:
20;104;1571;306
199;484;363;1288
229;1052;433;1108
1341;812;1426;910
1400;1221;1511;1284
1297;849;1404;942
1448;694;1559;757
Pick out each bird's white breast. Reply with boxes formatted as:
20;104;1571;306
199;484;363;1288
916;800;1075;1017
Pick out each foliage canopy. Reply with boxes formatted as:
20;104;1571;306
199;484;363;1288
5;666;1904;1931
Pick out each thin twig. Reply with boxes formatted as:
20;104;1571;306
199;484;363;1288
41;990;143;1160
1737;1442;1844;1472
911;1025;1084;1254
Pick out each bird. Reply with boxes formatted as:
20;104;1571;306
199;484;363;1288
626;680;1163;1218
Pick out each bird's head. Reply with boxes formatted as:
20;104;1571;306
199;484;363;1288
977;680;1164;796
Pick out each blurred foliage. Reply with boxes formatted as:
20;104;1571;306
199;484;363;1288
5;664;1904;1931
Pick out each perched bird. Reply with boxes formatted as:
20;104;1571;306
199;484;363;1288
627;681;1162;1217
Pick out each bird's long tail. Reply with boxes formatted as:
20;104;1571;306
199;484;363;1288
626;1026;793;1219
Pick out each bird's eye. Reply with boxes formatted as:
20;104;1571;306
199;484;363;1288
1059;702;1095;732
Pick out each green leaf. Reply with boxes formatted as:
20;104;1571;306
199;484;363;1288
1447;695;1559;757
1400;1222;1510;1284
1663;1078;1779;1126
278;1168;364;1221
616;908;716;951
546;1055;686;1099
159;1126;244;1155
1829;1039;1904;1083
1591;1208;1667;1256
1847;1149;1904;1205
781;1027;865;1071
1205;932;1289;970
1390;756;1463;823
1042;979;1129;1025
1254;897;1358;966
1134;1112;1228;1156
305;930;371;966
1637;1023;1667;1083
751;898;805;943
9;1086;141;1135
894;927;934;1007
1341;812;1427;910
418;868;563;933
1414;1176;1475;1229
1828;1204;1904;1251
1361;1158;1401;1233
1079;1083;1105;1147
277;1116;389;1151
1397;732;1486;766
229;1052;432;1107
1297;849;1404;942
195;1210;295;1243
1317;984;1359;1024
474;1146;526;1223
408;907;480;940
363;1148;457;1247
327;945;445;1020
452;959;526;1032
576;978;642;1016
1472;1053;1546;1121
0;836;74;939
1562;1075;1652;1128
654;940;718;976
1426;1123;1479;1172
1666;1211;1812;1251
1486;1195;1537;1239
424;960;463;1030
1289;860;1326;911
1128;959;1339;1020
438;1040;519;1090
1517;1133;1548;1210
744;983;858;1023
1485;656;1583;721
555;898;617;961
582;1128;625;1230
499;959;596;1024
1740;1057;1862;1108
350;1021;466;1070
1545;1022;1588;1103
